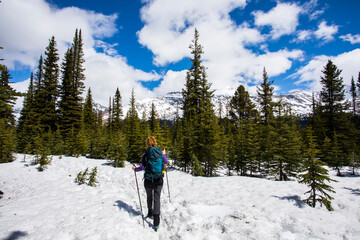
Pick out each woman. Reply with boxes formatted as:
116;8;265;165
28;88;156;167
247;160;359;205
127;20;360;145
132;136;168;231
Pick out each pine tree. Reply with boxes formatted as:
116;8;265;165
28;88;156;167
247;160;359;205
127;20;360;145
0;66;17;125
0;64;17;163
245;119;260;176
350;77;357;115
124;89;143;163
299;128;336;211
57;30;86;155
0;119;15;163
112;88;123;131
149;102;163;147
357;72;360;111
272;101;302;180
181;29;223;176
319;60;345;140
322;132;346;176
16;73;36;152
171;105;183;165
257;67;274;125
79;88;96;156
40;36;60;132
229;85;257;126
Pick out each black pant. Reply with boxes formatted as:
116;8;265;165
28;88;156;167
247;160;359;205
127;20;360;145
144;178;163;217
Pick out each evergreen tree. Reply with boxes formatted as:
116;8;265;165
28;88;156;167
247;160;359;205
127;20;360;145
149;102;163;147
322;133;346;176
58;30;86;155
299;128;336;211
357;72;360;107
272;101;302;180
40;36;60;132
124;89;143;163
257;67;274;125
112;88;123;131
0;64;17;163
229;85;257;126
0;66;17;125
0;119;15;163
79;88;96;155
350;76;357;115
181;29;223;176
319;60;345;140
16;73;36;152
107;96;112;129
171;105;183;165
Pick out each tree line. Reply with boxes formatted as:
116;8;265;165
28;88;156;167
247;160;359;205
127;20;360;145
1;29;360;178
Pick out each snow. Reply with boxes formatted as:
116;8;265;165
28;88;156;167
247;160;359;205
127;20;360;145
1;155;360;240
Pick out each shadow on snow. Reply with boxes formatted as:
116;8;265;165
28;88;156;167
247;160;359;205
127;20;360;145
273;195;306;208
3;231;28;240
114;200;141;216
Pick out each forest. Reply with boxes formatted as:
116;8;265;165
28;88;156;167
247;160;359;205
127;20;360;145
1;29;360;209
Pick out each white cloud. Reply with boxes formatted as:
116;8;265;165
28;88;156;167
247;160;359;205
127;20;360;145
314;21;338;42
292;49;360;92
153;70;187;97
296;30;313;42
0;0;160;107
301;0;324;20
253;2;302;39
340;34;360;44
138;0;303;96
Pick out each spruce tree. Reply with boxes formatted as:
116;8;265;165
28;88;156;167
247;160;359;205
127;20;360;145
0;66;17;125
112;88;123;131
182;29;223;176
272;101;302;180
40;36;60;132
229;85;257;126
350;76;357;115
257;67;274;125
0;64;17;163
124;89;143;163
80;88;96;156
256;68;276;175
319;60;345;140
149;102;163;147
299;128;336;211
16;73;36;152
58;30;86;155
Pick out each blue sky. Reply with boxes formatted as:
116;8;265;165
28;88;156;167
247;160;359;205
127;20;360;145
1;0;360;106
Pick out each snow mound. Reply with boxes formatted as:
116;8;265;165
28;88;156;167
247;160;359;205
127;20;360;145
1;155;360;239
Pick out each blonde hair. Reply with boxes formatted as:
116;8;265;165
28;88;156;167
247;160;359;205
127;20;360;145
146;136;157;148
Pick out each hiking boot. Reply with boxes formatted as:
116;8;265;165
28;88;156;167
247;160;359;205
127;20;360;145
153;214;160;228
146;210;153;219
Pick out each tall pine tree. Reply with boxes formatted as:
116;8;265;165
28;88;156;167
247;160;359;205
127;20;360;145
181;29;223;176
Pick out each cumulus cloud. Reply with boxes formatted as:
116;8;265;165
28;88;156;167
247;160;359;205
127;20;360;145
340;34;360;44
292;49;360;91
138;0;303;95
153;70;187;97
0;0;160;106
253;2;302;39
314;21;338;42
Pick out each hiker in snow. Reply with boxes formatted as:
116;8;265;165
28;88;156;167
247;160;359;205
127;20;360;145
132;136;168;231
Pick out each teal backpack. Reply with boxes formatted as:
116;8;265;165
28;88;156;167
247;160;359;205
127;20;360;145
144;147;164;181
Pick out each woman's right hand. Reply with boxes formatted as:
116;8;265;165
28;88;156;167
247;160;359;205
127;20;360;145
132;165;136;171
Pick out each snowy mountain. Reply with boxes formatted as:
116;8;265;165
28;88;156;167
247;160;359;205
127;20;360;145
13;90;316;121
135;90;315;120
0;155;359;239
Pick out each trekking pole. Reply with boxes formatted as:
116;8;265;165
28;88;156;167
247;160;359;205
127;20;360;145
134;168;145;228
165;168;171;203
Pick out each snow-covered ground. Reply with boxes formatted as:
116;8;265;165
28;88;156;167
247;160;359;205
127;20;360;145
1;155;360;240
